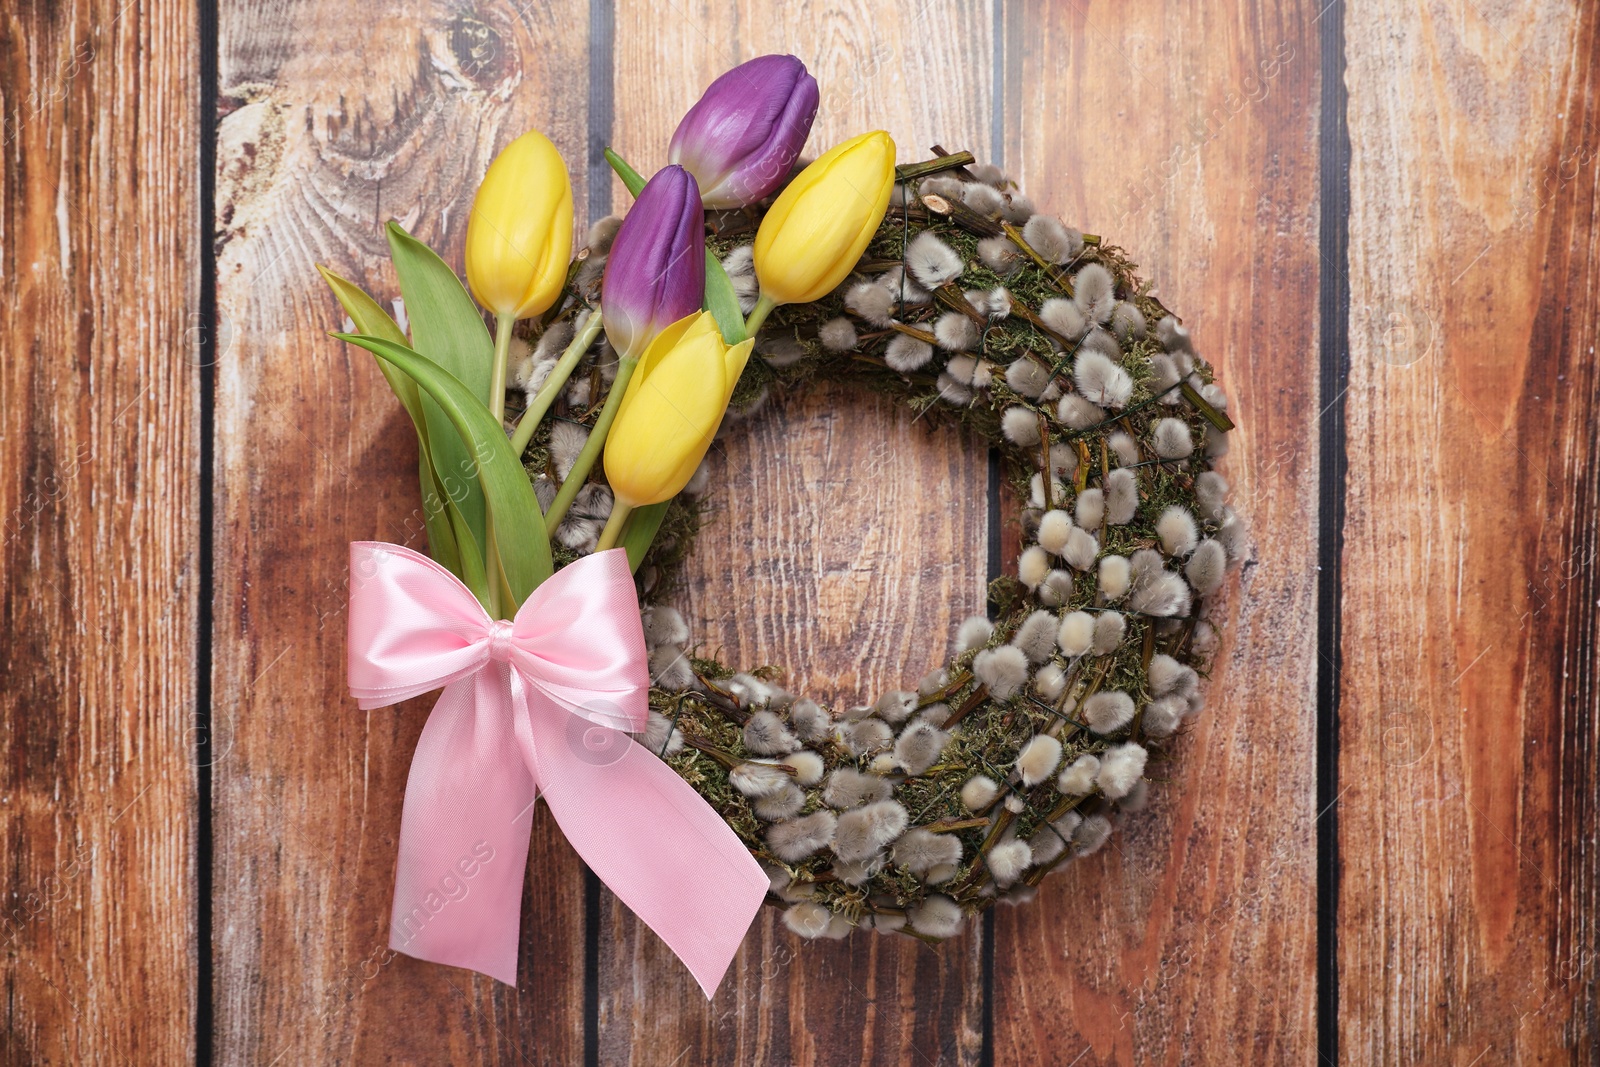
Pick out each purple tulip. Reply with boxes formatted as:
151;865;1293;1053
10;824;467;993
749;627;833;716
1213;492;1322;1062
668;54;820;210
602;165;706;360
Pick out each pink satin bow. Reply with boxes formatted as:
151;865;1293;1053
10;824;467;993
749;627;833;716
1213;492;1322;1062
346;541;767;997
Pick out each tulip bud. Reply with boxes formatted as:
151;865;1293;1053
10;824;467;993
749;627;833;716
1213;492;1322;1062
604;312;754;507
465;130;574;320
668;54;820;210
753;131;896;308
601;165;706;360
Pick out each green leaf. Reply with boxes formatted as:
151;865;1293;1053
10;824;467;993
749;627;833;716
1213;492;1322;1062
703;251;748;344
619;501;671;573
441;485;491;606
318;264;461;577
419;455;463;580
386;222;494;560
317;265;418;411
385;222;494;401
334;333;553;606
605;148;647;198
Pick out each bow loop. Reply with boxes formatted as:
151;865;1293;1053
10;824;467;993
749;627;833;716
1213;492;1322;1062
347;542;496;708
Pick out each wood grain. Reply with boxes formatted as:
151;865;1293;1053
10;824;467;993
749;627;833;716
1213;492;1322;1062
0;0;199;1062
992;2;1324;1063
600;4;994;1063
212;2;594;1062
1341;1;1600;1061
3;0;1594;1061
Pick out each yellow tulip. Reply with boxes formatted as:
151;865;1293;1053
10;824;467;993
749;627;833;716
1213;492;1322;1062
465;130;574;320
604;312;755;508
753;130;896;308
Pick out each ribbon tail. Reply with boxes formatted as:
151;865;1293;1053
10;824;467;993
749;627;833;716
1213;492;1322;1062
526;702;768;998
388;666;538;985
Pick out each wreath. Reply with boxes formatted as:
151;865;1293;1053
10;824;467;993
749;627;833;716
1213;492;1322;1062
328;53;1241;977
518;174;1237;942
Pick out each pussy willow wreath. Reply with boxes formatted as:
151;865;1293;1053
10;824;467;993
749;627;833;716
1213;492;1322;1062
512;150;1241;942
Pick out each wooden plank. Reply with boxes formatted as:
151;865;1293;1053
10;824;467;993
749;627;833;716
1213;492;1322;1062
212;2;593;1061
600;386;990;1066
1340;2;1600;1061
0;0;199;1062
601;5;995;1062
992;2;1324;1062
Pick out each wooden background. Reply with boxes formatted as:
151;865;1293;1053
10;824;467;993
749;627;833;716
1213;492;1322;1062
2;0;1596;1062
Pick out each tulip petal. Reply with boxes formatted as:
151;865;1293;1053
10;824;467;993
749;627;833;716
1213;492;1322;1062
615;311;715;429
601;166;705;359
669;55;819;209
466;130;575;320
753;131;895;306
605;341;730;506
516;191;575;319
656;336;751;499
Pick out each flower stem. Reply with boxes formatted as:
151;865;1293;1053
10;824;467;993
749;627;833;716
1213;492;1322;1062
485;312;518;616
544;355;639;530
510;306;604;456
744;292;776;337
596;502;633;552
490;313;516;424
